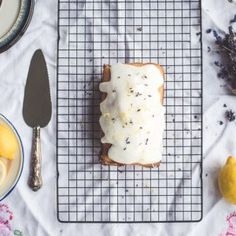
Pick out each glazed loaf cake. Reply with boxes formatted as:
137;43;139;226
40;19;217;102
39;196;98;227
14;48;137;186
99;63;165;168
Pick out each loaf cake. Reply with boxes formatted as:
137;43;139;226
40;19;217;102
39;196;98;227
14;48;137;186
99;63;165;168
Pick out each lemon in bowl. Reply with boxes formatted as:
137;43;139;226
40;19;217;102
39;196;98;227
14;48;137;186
218;156;236;204
0;114;23;200
0;122;18;160
0;159;7;187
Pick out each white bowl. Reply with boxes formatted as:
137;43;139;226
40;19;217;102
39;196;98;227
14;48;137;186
0;114;24;200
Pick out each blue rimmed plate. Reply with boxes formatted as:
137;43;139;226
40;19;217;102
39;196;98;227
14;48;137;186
0;0;34;53
0;114;24;201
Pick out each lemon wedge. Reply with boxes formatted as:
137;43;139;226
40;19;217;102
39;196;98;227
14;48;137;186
0;123;18;160
0;159;7;187
218;156;236;204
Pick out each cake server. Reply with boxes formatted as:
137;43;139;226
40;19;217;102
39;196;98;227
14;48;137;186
23;49;52;191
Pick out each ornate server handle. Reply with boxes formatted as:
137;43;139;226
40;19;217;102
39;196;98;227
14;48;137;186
29;126;42;191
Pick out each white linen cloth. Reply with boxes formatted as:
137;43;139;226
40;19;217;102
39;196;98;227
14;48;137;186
0;0;236;235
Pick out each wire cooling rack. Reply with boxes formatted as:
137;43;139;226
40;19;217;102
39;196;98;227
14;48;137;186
57;0;203;223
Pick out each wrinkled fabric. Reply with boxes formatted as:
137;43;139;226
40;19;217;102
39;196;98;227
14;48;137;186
0;0;236;235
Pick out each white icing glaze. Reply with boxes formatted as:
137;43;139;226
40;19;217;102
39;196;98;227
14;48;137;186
0;0;20;38
99;63;165;165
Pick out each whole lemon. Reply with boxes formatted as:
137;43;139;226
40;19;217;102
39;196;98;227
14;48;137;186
218;156;236;204
0;123;18;160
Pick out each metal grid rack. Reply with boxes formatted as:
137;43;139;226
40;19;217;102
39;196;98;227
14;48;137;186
57;0;203;222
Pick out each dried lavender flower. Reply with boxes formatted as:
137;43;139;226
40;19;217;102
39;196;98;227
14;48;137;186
206;29;212;34
226;109;236;122
212;27;236;92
